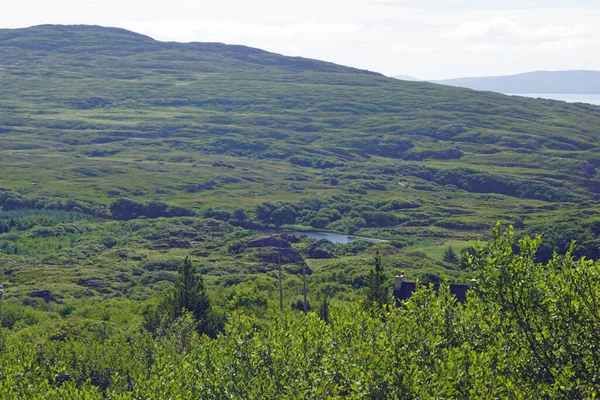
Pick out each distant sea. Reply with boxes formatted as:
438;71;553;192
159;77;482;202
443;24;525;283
505;93;600;105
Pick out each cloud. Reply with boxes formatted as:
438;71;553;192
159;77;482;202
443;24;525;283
444;18;516;40
388;43;415;51
468;43;503;51
444;17;598;42
125;20;362;44
537;38;600;51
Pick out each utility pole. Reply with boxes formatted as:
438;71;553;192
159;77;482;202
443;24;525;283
303;266;307;314
277;250;283;312
0;284;4;328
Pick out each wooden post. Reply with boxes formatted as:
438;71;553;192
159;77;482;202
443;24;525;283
303;266;307;314
0;285;4;327
278;250;283;312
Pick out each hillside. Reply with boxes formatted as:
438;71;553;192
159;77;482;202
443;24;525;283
434;70;600;94
2;24;600;305
2;24;600;398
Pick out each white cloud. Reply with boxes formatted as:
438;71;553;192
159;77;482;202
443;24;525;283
444;17;598;42
444;18;517;40
468;43;503;51
537;38;600;51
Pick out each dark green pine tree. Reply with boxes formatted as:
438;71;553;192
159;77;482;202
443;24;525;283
319;296;330;325
366;250;388;307
442;245;459;264
174;256;211;323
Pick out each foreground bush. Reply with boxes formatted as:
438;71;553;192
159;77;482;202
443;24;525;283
0;225;598;398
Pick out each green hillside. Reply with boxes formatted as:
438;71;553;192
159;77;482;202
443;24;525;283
1;24;600;302
2;24;600;398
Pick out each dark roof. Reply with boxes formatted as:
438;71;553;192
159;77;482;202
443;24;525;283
393;282;470;305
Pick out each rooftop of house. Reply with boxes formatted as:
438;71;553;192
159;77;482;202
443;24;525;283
393;274;475;305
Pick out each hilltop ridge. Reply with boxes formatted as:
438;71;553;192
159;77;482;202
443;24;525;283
0;24;381;76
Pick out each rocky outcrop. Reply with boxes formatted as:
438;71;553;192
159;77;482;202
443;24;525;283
280;233;300;243
580;160;597;178
247;235;290;248
259;247;305;265
306;242;336;259
28;289;61;303
77;278;109;293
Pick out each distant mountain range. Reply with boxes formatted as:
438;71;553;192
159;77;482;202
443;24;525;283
430;70;600;94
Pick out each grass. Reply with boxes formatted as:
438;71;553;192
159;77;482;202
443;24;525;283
405;240;482;261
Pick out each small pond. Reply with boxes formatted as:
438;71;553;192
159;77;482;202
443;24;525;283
291;231;386;244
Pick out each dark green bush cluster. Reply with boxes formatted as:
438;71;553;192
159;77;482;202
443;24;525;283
344;163;573;202
0;189;99;215
0;209;91;233
110;198;195;220
525;219;600;262
253;195;420;233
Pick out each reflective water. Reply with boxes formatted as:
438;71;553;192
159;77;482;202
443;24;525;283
292;231;386;244
506;93;600;105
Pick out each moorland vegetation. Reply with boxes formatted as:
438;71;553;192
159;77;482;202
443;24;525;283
0;25;600;397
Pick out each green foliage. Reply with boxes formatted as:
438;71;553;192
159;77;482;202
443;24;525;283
110;198;195;220
442;245;459;264
173;257;211;323
319;296;330;324
226;283;269;316
365;251;389;307
2;232;600;398
471;224;600;396
226;239;246;254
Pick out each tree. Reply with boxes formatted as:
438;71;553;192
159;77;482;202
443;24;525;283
110;198;142;220
471;224;600;396
319;296;330;325
442;245;459;264
232;207;246;221
365;250;388;307
173;256;211;323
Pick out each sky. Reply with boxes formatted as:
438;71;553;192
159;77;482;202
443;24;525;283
2;0;600;79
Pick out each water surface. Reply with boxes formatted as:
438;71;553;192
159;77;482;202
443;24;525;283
505;93;600;105
292;231;386;244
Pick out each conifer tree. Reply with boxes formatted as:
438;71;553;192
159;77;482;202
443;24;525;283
319;296;330;325
366;250;388;307
174;256;211;323
442;245;459;264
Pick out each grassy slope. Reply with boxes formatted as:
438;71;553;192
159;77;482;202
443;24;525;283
1;25;600;303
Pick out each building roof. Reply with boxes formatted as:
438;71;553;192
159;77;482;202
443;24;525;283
393;281;471;305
